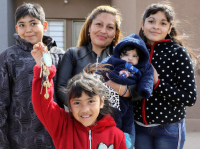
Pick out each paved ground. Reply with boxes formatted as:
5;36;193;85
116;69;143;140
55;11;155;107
183;132;200;149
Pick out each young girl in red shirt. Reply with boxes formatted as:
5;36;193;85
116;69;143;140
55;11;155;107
31;43;127;149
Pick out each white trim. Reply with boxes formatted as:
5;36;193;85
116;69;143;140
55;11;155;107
45;19;66;50
72;20;84;47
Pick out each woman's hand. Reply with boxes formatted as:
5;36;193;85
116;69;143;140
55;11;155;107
105;79;130;97
152;65;159;86
31;42;48;67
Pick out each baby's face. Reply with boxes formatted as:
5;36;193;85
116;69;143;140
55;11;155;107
121;49;139;65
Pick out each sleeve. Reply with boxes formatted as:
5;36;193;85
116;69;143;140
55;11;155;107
56;49;74;106
0;53;11;148
154;47;197;106
121;102;134;134
117;132;127;149
32;64;68;141
137;63;154;99
127;85;143;101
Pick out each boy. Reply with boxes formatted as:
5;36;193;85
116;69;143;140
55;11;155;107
101;34;154;147
0;3;64;148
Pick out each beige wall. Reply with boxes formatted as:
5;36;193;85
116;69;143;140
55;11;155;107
14;0;111;49
15;0;111;18
111;0;137;36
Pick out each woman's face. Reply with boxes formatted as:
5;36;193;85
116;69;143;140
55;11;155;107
142;11;171;45
89;12;116;50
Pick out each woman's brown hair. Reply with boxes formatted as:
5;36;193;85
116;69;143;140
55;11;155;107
78;5;123;47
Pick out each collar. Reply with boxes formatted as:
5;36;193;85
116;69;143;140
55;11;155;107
86;42;113;58
146;39;173;62
74;114;116;132
14;34;56;52
146;39;171;47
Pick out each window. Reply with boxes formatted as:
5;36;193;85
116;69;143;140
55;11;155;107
72;20;84;47
44;19;66;50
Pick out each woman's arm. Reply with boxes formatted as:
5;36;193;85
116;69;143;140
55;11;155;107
105;80;130;97
105;75;143;101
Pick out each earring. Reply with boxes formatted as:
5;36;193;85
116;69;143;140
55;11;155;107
113;39;115;43
88;32;90;36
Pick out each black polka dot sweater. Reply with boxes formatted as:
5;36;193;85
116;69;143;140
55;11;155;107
134;39;197;125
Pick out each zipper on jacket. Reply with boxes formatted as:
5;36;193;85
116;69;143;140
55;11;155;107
89;130;92;149
96;55;99;67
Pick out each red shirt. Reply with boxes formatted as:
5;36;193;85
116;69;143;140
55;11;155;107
32;65;127;149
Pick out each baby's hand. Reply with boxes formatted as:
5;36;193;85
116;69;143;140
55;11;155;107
31;42;48;67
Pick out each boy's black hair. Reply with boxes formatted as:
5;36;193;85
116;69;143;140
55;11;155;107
15;3;45;24
120;45;142;60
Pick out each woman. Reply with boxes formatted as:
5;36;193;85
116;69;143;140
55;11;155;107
56;5;125;106
56;5;140;148
134;3;197;149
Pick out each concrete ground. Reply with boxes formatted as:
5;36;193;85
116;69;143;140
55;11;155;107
183;132;200;149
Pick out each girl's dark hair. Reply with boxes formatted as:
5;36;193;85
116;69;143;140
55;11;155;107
65;64;113;120
15;3;45;24
139;2;198;63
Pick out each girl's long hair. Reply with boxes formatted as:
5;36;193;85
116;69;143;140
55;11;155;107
77;5;123;47
139;2;199;65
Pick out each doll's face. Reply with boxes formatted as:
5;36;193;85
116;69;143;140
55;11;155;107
70;91;104;127
142;11;171;45
120;49;139;65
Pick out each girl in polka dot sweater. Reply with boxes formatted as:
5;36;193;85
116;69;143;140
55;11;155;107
134;3;197;149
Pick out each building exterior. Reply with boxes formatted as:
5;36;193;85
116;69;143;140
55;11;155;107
0;0;199;132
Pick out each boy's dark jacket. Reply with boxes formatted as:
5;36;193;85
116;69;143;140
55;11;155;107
102;34;154;99
0;34;64;149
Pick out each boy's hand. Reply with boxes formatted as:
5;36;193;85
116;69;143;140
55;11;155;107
31;42;48;67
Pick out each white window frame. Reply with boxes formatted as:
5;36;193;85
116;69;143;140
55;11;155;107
45;19;66;50
72;20;85;47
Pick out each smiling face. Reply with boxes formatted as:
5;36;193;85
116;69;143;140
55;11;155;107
70;91;104;127
15;15;48;45
120;49;139;65
142;11;171;45
89;12;116;51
